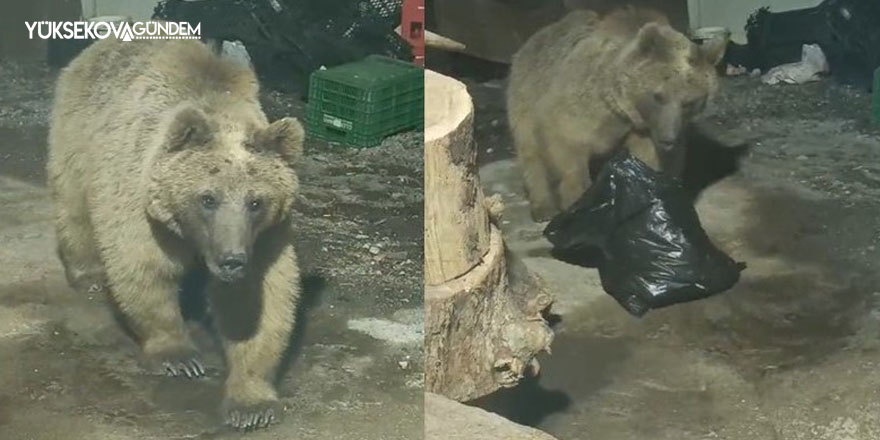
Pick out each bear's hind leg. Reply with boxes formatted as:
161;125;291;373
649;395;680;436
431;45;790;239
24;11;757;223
541;124;596;213
556;158;593;212
518;154;560;222
513;123;559;222
211;243;299;431
54;200;108;294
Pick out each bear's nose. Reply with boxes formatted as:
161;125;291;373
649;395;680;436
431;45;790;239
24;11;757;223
218;254;247;272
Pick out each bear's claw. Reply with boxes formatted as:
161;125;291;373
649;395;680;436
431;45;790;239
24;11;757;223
223;400;282;431
161;357;205;378
66;270;107;295
145;347;206;378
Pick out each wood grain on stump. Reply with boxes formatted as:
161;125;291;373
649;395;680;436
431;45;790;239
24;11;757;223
424;69;490;286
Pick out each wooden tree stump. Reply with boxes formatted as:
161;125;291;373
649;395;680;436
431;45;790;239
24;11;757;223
424;69;490;285
424;69;554;401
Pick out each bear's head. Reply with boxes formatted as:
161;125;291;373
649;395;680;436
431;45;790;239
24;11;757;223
147;105;304;283
614;22;726;154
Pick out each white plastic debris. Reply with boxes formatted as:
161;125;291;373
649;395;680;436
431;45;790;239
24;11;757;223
761;44;829;85
221;40;251;66
693;26;730;42
726;64;748;76
266;0;283;12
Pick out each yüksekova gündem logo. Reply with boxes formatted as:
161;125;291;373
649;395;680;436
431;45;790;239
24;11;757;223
25;21;201;41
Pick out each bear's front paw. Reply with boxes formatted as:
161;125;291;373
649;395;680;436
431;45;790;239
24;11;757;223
530;205;555;223
144;345;206;378
222;398;283;432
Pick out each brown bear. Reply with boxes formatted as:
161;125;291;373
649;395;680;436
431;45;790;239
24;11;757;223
47;37;303;431
506;7;727;221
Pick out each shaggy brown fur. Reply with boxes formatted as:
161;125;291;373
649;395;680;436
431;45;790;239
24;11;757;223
507;7;726;221
47;37;303;431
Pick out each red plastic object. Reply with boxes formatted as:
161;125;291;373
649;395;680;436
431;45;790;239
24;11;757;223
400;0;424;66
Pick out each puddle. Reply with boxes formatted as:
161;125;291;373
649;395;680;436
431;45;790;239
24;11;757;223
471;333;628;427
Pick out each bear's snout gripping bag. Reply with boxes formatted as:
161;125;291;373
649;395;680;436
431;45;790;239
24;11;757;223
543;152;745;317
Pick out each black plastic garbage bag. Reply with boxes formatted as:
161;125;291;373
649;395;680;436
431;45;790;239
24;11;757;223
543;152;745;317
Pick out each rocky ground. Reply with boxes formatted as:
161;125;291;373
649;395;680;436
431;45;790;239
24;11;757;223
0;61;423;439
456;68;880;440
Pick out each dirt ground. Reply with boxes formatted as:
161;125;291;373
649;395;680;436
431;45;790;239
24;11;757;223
0;61;423;439
452;66;880;440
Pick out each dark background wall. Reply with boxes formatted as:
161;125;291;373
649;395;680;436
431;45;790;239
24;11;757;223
429;0;689;63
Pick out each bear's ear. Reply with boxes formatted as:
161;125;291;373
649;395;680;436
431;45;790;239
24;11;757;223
253;117;305;167
634;22;671;60
164;106;212;153
699;37;727;66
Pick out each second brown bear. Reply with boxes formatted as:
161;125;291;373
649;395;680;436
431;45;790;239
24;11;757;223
507;7;727;221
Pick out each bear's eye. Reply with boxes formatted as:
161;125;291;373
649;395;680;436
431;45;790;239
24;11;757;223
247;199;263;213
200;194;218;210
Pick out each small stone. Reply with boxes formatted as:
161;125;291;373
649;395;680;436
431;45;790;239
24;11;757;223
369;246;380;255
796;155;808;161
387;251;408;260
490;119;500;127
355;234;368;239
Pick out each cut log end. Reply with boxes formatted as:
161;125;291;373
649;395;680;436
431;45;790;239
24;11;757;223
393;26;467;52
426;30;467;52
426;393;561;440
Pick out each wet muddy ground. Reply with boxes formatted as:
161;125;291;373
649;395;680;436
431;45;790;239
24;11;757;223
455;66;880;439
0;61;423;439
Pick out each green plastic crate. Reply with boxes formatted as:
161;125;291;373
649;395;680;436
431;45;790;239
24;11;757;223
306;55;424;148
